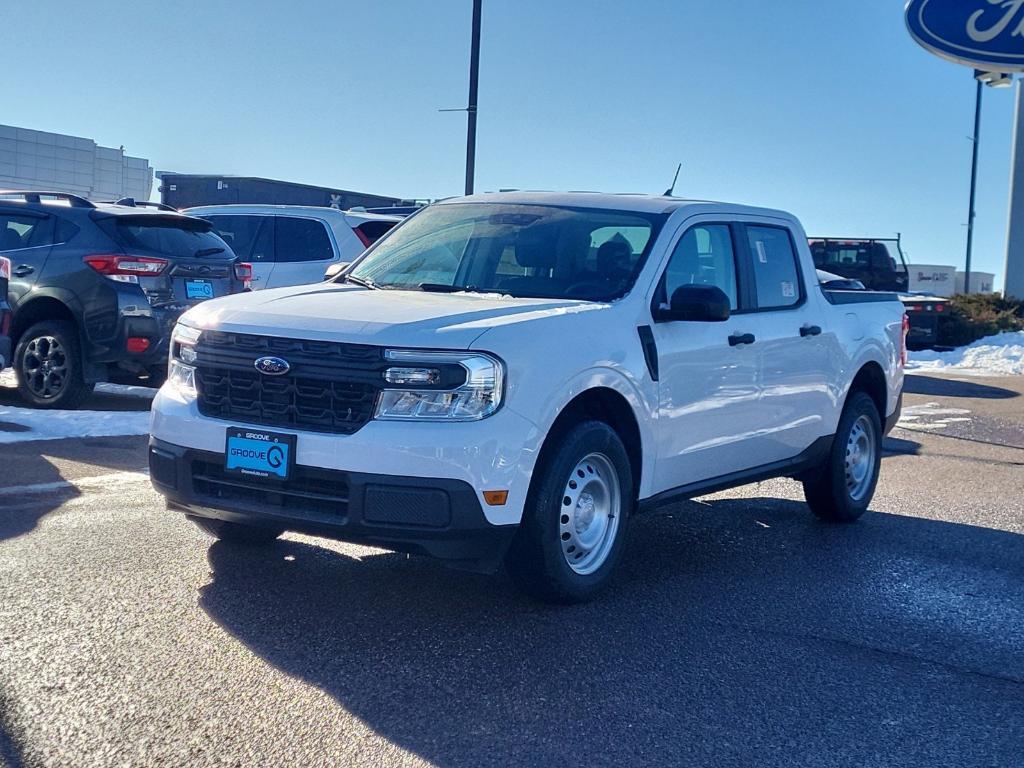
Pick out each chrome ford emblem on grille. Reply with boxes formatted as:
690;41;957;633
254;356;291;376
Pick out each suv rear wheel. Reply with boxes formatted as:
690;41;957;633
14;320;94;409
506;421;632;603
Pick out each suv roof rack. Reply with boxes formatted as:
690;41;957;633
0;190;96;208
110;197;178;212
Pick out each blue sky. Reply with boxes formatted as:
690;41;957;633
1;1;1018;285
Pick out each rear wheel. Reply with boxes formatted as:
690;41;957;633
187;515;284;545
803;391;882;522
506;421;632;603
14;320;94;409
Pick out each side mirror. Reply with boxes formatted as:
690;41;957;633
656;284;731;323
324;261;351;281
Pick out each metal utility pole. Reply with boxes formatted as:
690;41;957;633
464;0;482;196
965;79;983;296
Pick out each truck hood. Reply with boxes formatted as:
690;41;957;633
180;283;598;349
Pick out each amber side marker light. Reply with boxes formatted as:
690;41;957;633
483;491;509;506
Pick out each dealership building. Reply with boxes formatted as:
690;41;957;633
0;123;152;202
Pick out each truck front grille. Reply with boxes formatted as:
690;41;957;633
194;331;385;435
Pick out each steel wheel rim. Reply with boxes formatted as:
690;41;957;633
845;415;876;502
22;335;69;400
559;452;621;575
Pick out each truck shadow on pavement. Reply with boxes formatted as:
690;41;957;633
903;374;1019;400
199;495;1023;767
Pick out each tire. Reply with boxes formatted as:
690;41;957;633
14;320;94;409
506;421;633;604
802;391;882;522
187;515;284;545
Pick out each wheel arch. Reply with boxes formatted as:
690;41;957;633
848;360;887;419
533;386;646;501
10;294;80;348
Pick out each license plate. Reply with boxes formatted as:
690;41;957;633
225;428;296;480
185;279;215;300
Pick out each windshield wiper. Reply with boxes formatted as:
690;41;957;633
194;247;225;257
419;283;511;296
343;274;378;290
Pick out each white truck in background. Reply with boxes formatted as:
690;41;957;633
150;192;907;603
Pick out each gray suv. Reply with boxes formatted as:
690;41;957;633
0;191;248;408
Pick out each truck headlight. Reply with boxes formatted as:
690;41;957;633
168;323;201;395
375;350;504;421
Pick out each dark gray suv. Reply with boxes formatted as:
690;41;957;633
0;191;249;408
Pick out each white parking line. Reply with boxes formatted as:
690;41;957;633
0;470;150;498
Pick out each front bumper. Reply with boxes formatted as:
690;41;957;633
0;335;10;370
150;437;518;572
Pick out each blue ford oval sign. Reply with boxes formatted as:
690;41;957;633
906;0;1024;71
254;356;290;376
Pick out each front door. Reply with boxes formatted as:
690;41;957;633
649;221;767;492
265;216;336;288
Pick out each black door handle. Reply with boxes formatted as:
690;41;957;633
13;265;34;277
729;333;756;347
800;325;822;337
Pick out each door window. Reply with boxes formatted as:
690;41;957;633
275;217;334;263
0;213;53;251
202;215;274;262
662;224;738;309
747;226;802;310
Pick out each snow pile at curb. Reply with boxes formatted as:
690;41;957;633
908;331;1024;376
0;406;151;444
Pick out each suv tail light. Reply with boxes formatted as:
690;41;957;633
900;314;909;367
84;254;168;278
0;256;10;280
353;227;373;248
234;262;253;290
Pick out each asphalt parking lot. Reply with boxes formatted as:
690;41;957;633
0;374;1022;768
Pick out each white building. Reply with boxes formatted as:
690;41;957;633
0;124;152;202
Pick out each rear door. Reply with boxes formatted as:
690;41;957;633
199;214;275;289
0;208;56;310
267;216;336;288
741;222;835;461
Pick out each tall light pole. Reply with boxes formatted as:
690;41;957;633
465;0;482;196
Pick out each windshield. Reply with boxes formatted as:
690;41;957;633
347;203;665;300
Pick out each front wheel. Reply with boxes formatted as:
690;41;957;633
802;391;882;522
505;421;632;604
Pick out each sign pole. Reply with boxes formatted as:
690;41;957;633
464;0;482;196
1005;81;1024;300
965;79;983;295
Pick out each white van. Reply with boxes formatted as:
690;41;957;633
185;205;401;290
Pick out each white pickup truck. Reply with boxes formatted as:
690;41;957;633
149;192;907;603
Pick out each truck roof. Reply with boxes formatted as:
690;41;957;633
447;191;794;219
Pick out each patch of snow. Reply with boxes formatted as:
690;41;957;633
907;331;1024;376
0;405;151;445
897;402;972;431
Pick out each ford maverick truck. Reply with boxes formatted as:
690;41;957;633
150;193;907;603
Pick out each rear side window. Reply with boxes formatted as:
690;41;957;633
202;215;274;262
98;216;229;258
663;224;738;309
275;217;333;263
0;213;54;251
747;226;801;309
